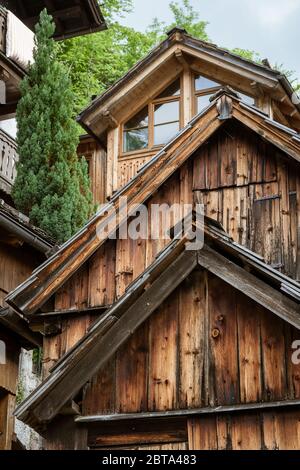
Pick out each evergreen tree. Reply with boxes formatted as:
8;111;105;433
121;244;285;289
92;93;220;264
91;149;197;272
13;9;93;243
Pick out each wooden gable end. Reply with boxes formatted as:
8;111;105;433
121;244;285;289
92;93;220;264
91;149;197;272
44;270;300;450
85;270;300;408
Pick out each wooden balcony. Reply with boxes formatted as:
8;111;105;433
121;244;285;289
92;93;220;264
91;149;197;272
0;128;18;194
0;7;6;54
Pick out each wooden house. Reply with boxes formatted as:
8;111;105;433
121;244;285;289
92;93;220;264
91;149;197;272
6;28;300;449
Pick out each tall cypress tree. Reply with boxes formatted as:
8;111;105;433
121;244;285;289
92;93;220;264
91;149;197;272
13;9;93;243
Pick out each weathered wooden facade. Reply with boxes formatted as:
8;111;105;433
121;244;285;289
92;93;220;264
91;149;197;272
6;29;300;449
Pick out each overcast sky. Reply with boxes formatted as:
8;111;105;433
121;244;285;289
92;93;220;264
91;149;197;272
121;0;300;81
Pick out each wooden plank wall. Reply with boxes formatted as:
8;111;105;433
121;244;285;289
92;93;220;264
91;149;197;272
48;122;300;379
80;273;300;415
0;243;39;308
187;408;300;450
0;242;41;449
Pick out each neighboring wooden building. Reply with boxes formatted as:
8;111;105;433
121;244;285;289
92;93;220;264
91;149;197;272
0;200;54;450
6;29;300;449
2;0;106;40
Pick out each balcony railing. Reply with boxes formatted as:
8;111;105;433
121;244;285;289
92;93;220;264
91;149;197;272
0;7;6;54
0;128;18;194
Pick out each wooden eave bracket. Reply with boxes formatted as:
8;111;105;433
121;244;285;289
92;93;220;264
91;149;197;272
174;49;191;69
99;109;118;128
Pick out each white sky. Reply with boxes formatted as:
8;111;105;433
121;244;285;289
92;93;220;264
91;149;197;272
120;0;300;81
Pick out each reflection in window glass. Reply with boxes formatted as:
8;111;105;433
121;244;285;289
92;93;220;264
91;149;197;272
123;106;149;152
154;101;179;125
238;92;255;106
154;122;180;146
195;75;220;91
197;94;214;113
154;101;180;145
157;78;181;99
123;128;149;152
124;106;148;129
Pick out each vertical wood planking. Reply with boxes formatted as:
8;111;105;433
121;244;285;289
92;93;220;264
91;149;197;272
116;322;149;413
230;413;261;450
237;293;262;403
187;417;218;450
207;274;239;406
178;271;205;408
260;307;287;401
82;357;116;415
89;240;116;307
148;293;179;411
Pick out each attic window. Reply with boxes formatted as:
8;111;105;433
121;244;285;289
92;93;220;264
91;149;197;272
123;106;149;153
122;78;182;153
194;74;255;113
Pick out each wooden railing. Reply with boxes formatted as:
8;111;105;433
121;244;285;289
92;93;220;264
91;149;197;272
0;128;18;194
0;7;6;54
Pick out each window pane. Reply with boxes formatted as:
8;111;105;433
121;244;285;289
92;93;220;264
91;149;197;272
123;128;148;152
156;78;181;98
197;94;213;113
195;75;220;91
154;121;179;146
125;106;148;130
154;101;179;125
238;92;255;106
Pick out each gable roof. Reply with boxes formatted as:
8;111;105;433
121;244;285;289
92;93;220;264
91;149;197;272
14;214;300;431
3;0;107;40
78;28;300;138
6;89;300;317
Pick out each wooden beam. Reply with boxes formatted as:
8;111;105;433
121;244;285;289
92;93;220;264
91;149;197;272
28;305;109;321
75;398;300;424
197;245;300;330
0;308;42;349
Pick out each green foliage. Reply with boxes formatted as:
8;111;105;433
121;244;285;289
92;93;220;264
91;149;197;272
16;378;25;405
32;348;43;375
231;48;262;63
59;23;155;114
273;63;300;92
100;0;133;21
13;10;94;243
166;0;210;40
146;0;210;43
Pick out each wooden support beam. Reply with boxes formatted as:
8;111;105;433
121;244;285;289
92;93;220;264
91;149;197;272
0;308;42;349
75;398;300;424
197;245;300;329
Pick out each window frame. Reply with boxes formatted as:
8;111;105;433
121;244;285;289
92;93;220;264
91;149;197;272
120;76;183;157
